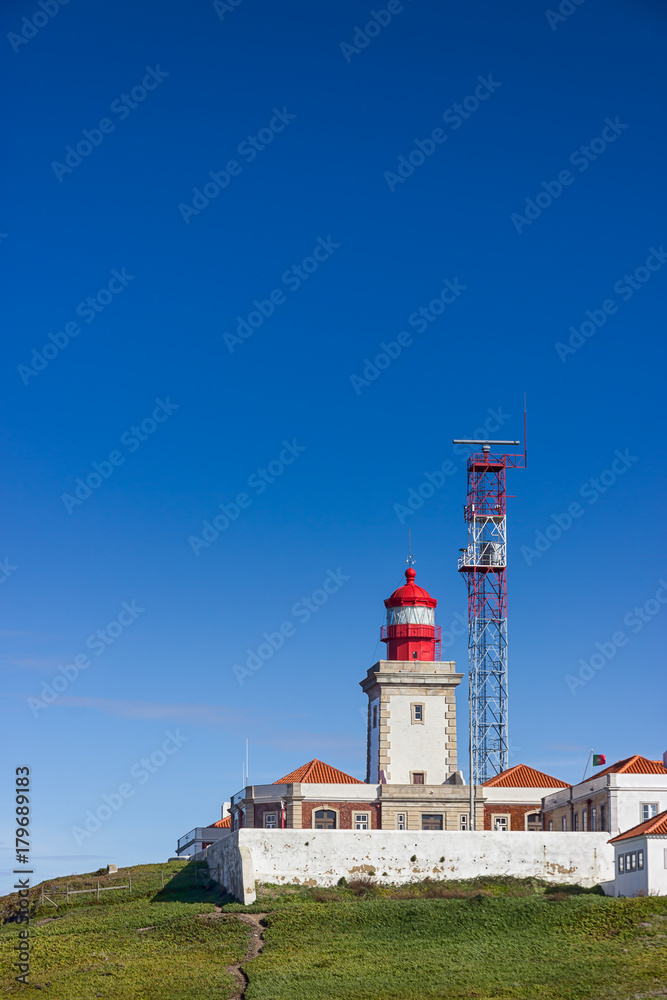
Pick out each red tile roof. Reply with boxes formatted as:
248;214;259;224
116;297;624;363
609;809;667;843
208;815;231;828
274;758;363;785
593;754;667;778
483;764;570;789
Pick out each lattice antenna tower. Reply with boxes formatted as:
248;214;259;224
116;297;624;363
453;412;527;823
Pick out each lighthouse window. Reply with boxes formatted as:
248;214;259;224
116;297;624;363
411;703;425;725
386;606;435;626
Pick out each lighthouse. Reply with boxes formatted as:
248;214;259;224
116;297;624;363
381;566;440;662
360;567;465;819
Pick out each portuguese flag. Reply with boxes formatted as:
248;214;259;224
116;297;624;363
592;754;606;766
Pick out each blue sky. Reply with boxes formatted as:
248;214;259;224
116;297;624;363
1;0;666;891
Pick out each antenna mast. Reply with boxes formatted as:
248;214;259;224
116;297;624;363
407;529;415;568
452;413;527;824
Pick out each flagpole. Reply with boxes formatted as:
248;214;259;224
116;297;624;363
581;748;593;782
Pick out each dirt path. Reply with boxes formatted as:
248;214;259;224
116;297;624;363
217;911;267;999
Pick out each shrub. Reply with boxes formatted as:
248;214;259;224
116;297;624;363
348;877;378;898
311;889;341;902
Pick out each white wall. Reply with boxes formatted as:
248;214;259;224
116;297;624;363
648;838;667;895
610;837;667;897
205;831;255;903
387;694;450;783
206;830;614;902
485;787;559;804
613;777;666;835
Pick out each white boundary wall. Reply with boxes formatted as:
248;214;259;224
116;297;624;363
205;830;614;904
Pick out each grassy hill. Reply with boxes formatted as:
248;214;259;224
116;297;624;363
1;862;666;999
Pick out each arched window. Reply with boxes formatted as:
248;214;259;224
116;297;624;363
525;812;542;832
314;809;336;830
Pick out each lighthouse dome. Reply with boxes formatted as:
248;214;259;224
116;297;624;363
384;567;437;609
381;567;440;659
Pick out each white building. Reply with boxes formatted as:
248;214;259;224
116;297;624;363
608;809;667;897
542;755;667;835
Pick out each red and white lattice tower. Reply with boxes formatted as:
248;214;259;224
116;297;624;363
452;431;526;795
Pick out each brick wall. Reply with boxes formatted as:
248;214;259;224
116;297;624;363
301;801;380;830
484;802;542;831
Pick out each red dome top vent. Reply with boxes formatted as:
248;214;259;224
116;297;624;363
385;567;437;609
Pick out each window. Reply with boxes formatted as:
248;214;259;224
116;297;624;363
618;853;624;874
525;812;542;832
422;814;443;831
314;809;336;830
372;705;378;729
460;814;468;831
411;703;425;725
264;812;277;829
354;813;369;830
637;850;644;870
396;813;406;831
642;803;658;822
412;773;425;785
626;852;636;871
493;815;509;832
591;806;597;832
548;820;553;831
573;812;579;831
600;804;606;832
582;809;588;831
561;816;567;831
387;606;435;626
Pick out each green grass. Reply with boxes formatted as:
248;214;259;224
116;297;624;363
0;861;248;998
247;894;667;1000
2;866;666;999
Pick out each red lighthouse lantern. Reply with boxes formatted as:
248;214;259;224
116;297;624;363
381;568;441;661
